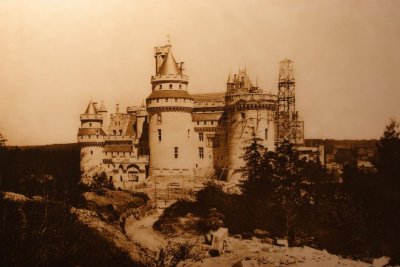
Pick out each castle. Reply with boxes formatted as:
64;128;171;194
78;43;322;190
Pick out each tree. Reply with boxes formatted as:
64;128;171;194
375;119;400;188
239;136;266;198
0;133;6;147
272;140;306;241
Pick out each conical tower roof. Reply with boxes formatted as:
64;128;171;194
159;49;181;75
227;72;234;83
84;101;98;115
98;101;107;112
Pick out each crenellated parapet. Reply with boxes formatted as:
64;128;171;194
151;74;189;84
147;106;193;113
80;113;103;122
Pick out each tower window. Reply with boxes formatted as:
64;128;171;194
159;84;162;89
157;113;162;125
157;99;159;103
90;150;93;155
179;84;182;89
188;129;190;138
169;84;172;89
197;121;200;125
174;147;178;158
89;123;92;127
199;147;204;159
203;121;206;125
199;133;204;141
265;128;268;139
158;129;162;141
175;98;177;102
166;98;168;102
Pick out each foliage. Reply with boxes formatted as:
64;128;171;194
154;240;200;267
375;119;400;188
185;121;400;264
0;145;82;204
0;198;141;267
0;133;6;147
90;171;115;192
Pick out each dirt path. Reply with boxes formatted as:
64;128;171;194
124;208;167;251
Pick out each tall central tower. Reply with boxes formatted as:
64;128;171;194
146;44;196;177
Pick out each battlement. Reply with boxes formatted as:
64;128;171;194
225;92;277;105
151;74;188;83
105;135;136;141
80;114;103;122
126;106;138;113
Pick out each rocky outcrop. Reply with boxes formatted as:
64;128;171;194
71;207;156;265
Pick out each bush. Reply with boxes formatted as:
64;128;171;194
0;198;141;266
91;172;115;192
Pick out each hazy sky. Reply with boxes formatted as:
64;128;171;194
0;0;399;145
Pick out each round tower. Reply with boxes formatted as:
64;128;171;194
146;44;196;177
78;101;106;184
225;69;277;183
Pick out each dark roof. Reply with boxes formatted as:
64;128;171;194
147;90;193;100
192;113;223;121
104;145;133;153
192;93;225;101
78;128;106;135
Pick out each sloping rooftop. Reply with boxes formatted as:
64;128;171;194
84;101;98;115
192;92;225;101
98;101;107;112
78;128;106;136
104;145;133;153
159;50;181;75
192;112;223;121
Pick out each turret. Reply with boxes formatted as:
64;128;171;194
78;101;106;184
136;105;148;138
97;101;108;133
146;44;196;177
225;70;277;183
227;73;235;93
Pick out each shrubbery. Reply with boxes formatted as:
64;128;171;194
159;120;400;264
0;198;141;266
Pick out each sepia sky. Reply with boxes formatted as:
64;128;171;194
0;0;399;145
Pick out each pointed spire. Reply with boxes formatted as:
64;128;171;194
227;72;234;83
84;101;98;115
167;34;171;47
159;49;181;75
98;101;107;112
